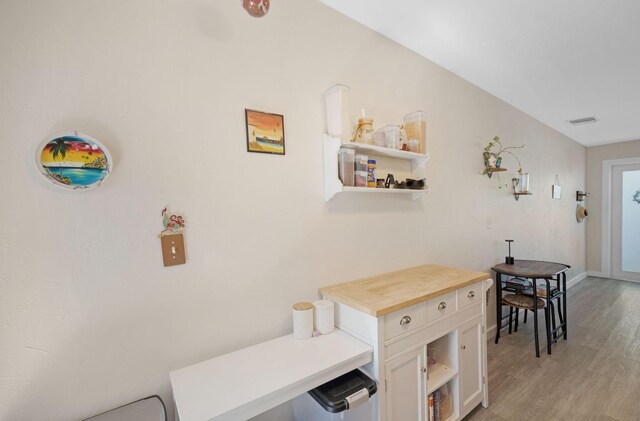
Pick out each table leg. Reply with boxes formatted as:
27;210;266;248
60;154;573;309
563;272;568;340
495;272;502;344
533;278;540;358
544;278;552;355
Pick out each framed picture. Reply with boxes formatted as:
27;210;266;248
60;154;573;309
245;109;285;155
35;131;112;190
552;184;562;199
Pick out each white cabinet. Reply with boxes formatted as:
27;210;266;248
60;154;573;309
459;316;484;415
323;134;430;201
326;278;492;421
385;347;425;421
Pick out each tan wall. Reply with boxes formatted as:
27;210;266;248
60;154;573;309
0;0;586;420
586;139;640;273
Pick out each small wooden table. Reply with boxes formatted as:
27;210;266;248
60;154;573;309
492;260;570;357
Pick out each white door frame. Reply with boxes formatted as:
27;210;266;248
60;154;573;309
601;157;640;278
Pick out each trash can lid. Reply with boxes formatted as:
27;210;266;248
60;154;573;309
308;369;377;413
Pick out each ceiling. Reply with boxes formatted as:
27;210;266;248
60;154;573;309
319;0;640;147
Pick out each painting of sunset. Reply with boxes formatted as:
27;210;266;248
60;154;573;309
245;109;285;155
37;133;111;190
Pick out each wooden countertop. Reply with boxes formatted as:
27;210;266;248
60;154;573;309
319;264;490;317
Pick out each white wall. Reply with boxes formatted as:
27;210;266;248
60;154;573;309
0;1;586;420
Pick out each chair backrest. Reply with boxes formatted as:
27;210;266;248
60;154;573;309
83;395;166;421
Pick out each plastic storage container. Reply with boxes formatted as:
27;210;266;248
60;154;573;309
293;369;377;421
404;111;427;154
380;125;401;150
354;154;368;187
338;148;355;187
323;85;351;142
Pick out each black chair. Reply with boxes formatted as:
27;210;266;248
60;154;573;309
501;276;564;357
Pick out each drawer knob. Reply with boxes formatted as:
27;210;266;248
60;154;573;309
400;316;412;325
468;291;475;298
438;302;447;310
461;345;466;350
422;367;427;373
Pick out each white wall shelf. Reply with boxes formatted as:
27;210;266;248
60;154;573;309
323;134;430;201
170;330;372;421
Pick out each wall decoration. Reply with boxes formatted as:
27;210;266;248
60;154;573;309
482;136;524;181
552;174;562;199
576;204;588;223
634;190;640;205
159;207;186;267
36;132;111;190
242;0;270;17
245;109;285;155
161;207;186;235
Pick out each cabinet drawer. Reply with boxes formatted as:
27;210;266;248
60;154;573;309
458;282;482;309
426;291;457;322
384;302;427;339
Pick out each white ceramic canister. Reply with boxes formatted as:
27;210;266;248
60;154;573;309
313;300;335;334
292;302;314;340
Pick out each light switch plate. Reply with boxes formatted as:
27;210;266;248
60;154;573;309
161;233;186;266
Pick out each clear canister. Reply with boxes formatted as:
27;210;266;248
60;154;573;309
338;147;355;187
403;111;427;154
381;125;401;149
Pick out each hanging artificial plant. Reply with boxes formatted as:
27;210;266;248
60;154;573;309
482;136;525;188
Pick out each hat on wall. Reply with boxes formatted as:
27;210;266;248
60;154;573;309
576;204;588;223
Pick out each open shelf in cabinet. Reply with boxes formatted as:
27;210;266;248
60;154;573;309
427;377;458;421
427;362;458;395
323;134;430;201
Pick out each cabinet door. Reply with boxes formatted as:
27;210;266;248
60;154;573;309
459;316;483;415
385;347;425;421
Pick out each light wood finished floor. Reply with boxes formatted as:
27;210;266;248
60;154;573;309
465;277;640;421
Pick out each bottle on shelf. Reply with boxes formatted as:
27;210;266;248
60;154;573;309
354;154;368;187
367;159;377;188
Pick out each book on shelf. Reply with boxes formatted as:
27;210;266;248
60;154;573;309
434;389;441;421
428;394;434;421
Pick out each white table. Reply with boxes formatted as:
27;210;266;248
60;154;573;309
169;330;373;421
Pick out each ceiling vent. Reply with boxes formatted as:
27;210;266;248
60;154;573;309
568;116;598;125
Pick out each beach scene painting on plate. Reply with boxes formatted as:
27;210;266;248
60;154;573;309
245;109;285;155
36;132;112;190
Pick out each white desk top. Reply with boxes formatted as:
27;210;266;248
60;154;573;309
169;330;373;421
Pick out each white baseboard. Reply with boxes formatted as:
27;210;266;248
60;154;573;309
485;271;588;339
587;271;608;278
566;271;588;289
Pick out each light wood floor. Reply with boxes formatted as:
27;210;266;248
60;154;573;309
465;277;640;421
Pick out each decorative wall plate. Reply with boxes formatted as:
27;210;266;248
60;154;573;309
35;132;112;190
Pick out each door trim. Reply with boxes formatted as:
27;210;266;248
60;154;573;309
601;157;640;279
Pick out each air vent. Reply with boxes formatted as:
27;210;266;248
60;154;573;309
569;116;598;125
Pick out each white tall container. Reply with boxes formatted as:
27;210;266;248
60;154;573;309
292;302;314;340
313;300;335;334
323;84;351;142
519;173;530;193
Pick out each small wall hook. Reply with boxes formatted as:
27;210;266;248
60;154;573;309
576;191;590;202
